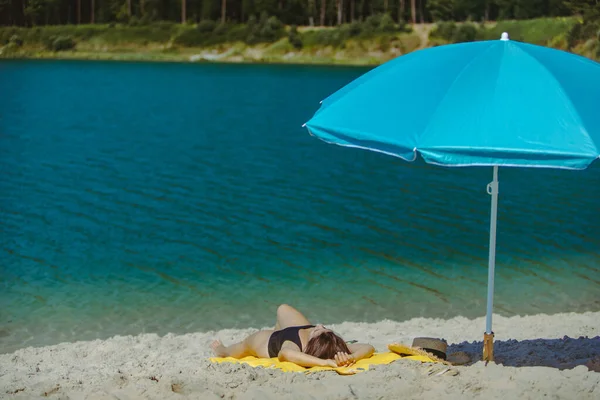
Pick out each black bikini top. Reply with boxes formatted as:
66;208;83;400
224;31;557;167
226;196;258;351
267;325;315;358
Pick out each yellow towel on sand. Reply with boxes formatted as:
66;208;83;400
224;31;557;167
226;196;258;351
210;343;439;375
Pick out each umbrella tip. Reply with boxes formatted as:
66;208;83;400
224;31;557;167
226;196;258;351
500;32;510;41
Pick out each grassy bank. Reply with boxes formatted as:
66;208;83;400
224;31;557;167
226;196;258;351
1;16;598;65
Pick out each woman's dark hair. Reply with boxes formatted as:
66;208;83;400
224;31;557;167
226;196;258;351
304;331;350;359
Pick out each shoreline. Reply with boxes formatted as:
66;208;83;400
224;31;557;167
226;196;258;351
2;42;596;67
0;46;401;67
2;311;598;398
0;51;381;67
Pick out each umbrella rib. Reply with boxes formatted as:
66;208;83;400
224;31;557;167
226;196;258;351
418;146;591;157
423;159;590;170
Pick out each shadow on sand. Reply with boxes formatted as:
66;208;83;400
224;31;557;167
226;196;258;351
448;336;600;370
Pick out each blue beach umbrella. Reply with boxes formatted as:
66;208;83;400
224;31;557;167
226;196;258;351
303;33;600;361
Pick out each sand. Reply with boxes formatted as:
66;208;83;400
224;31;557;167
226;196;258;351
1;311;599;399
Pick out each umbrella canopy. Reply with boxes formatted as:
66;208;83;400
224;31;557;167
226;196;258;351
305;33;600;170
303;33;600;362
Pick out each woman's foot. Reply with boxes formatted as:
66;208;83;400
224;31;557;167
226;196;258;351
211;340;228;357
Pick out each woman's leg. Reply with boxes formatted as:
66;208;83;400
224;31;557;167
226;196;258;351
211;330;272;358
211;339;249;358
274;304;311;330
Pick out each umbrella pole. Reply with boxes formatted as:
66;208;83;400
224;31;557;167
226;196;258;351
483;166;499;362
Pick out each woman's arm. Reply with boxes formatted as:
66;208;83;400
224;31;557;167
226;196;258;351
347;343;375;362
278;348;336;368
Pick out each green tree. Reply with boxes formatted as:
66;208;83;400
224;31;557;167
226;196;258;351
0;0;591;36
308;0;316;25
23;0;45;25
428;0;454;21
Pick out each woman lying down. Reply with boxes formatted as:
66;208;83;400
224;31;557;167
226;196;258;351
211;304;375;368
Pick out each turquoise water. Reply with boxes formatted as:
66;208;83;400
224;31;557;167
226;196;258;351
0;60;598;354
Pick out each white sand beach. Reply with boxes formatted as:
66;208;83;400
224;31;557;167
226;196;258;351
1;311;599;399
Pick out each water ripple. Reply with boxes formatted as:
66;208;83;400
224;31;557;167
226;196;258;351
0;60;598;353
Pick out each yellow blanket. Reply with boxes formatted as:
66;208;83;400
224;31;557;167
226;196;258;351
210;343;439;375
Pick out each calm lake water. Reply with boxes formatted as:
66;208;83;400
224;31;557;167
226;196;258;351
0;60;598;354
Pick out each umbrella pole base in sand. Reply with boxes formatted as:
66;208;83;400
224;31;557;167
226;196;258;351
483;332;495;362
